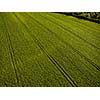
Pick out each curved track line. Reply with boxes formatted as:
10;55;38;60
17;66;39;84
39;14;100;50
50;13;100;33
49;13;100;42
2;15;19;85
13;13;77;87
26;13;100;71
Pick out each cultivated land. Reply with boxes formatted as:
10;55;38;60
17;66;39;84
0;12;100;86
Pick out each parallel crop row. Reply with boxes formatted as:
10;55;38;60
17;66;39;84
0;12;100;86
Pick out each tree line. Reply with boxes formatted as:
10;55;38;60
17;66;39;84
58;12;100;23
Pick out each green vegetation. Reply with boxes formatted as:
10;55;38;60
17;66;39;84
0;12;100;86
60;12;100;23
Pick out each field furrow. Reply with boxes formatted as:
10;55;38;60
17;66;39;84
13;13;77;86
0;12;100;86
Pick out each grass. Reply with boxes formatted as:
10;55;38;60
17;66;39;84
0;12;100;86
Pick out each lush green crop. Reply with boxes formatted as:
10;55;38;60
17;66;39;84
0;12;100;86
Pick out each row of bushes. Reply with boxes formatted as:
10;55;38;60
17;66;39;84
58;12;100;23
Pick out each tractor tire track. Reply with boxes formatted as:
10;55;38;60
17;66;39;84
49;13;100;41
25;13;100;71
50;13;100;33
26;13;100;79
13;13;77;87
2;15;19;86
39;13;100;50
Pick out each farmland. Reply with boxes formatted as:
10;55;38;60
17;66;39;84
0;12;100;86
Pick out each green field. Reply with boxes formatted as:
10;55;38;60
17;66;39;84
0;12;100;86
